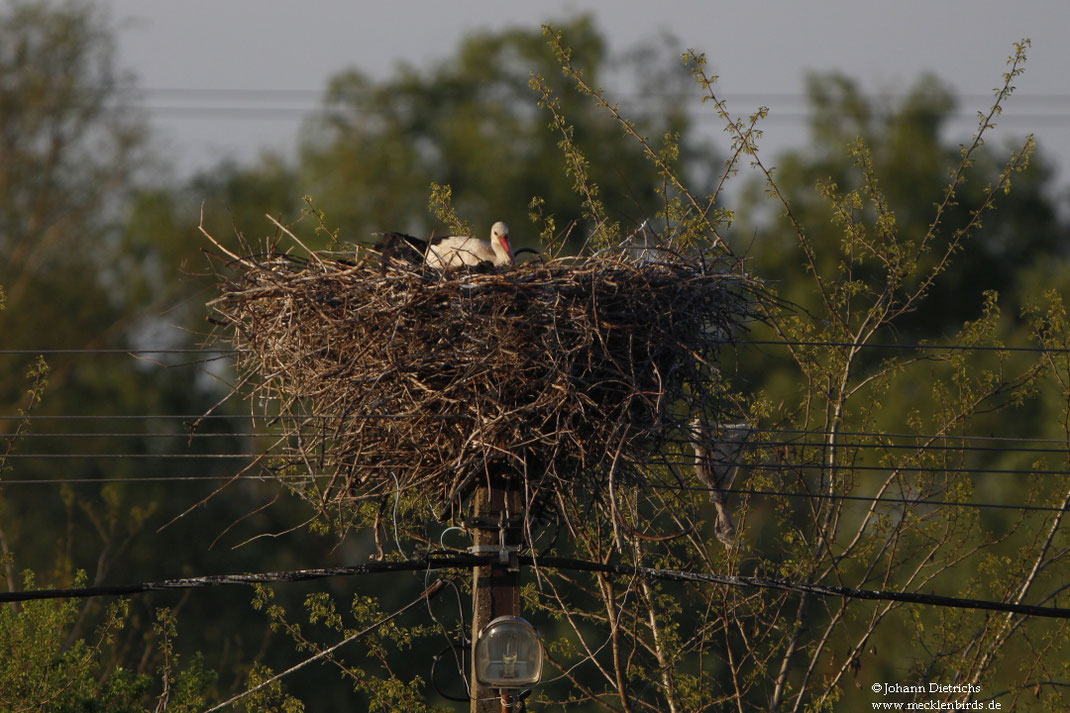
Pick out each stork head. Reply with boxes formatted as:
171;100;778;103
490;221;513;263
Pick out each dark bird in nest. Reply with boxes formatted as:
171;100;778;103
373;231;428;271
691;418;753;550
375;221;516;271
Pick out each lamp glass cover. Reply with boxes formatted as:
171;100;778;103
474;616;543;687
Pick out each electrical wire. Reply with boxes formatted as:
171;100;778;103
7;457;1068;477
0;414;250;420
391;473;408;559
51;79;1070;125
8;431;1068;457
3;466;1064;513
645;484;1070;514
2;450;1067;514
202;579;447;713
3;553;1068;620
129;104;1070;127
0;473;1063;515
0;475;264;485
10;432;276;438
0;413;427;421
4;416;1067;449
0;556;475;603
520;556;1070;620
736;339;1070;354
653;459;1070;477
1;453;254;459
0;348;236;355
125;86;1070;104
20;449;1065;476
701;426;1070;445
670;438;1070;456
3;338;1069;356
430;643;471;703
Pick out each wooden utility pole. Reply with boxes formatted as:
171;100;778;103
469;480;522;713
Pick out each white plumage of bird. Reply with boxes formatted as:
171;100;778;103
425;221;514;270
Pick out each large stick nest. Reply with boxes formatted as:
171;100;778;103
207;238;760;520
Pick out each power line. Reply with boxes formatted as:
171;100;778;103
12;432;277;439
522;556;1070;620
743;427;1070;446
2;337;1067;356
675;438;1070;457
202;579;447;713
76;81;1070;123
0;414;252;420
1;453;254;460
0;414;238;420
9;432;1066;459
128;87;1070;105
656;459;1070;477
0;348;235;355
653;484;1070;514
0;475;263;485
136;105;1070;126
4;417;1065;447
2;470;1065;517
113;84;1070;123
737;339;1070;354
3;553;1068;620
0;413;412;422
0;557;462;603
5;451;1067;477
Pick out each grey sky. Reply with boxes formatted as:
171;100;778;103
109;0;1070;193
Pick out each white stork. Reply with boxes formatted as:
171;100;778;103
426;221;514;270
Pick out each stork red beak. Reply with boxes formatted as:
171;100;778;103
500;234;514;262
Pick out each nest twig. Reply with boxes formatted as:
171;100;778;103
207;235;760;521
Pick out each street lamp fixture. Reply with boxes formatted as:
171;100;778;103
474;616;543;689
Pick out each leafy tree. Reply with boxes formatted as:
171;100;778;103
736;71;1067;338
4;3;1070;711
731;64;1070;496
290;15;706;249
0;2;323;706
0;0;146;348
0;571;224;712
212;31;1070;713
692;40;1070;712
258;30;1070;706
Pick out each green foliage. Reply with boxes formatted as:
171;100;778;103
3;2;1070;711
529;63;619;248
0;0;146;333
285;15;711;251
457;32;1070;713
2;356;48;474
0;4;333;705
736;47;1057;340
251;583;449;713
427;182;472;237
0;573;219;712
232;664;305;713
205;36;1070;710
689;39;1070;712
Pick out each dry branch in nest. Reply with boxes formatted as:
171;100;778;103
206;231;760;523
